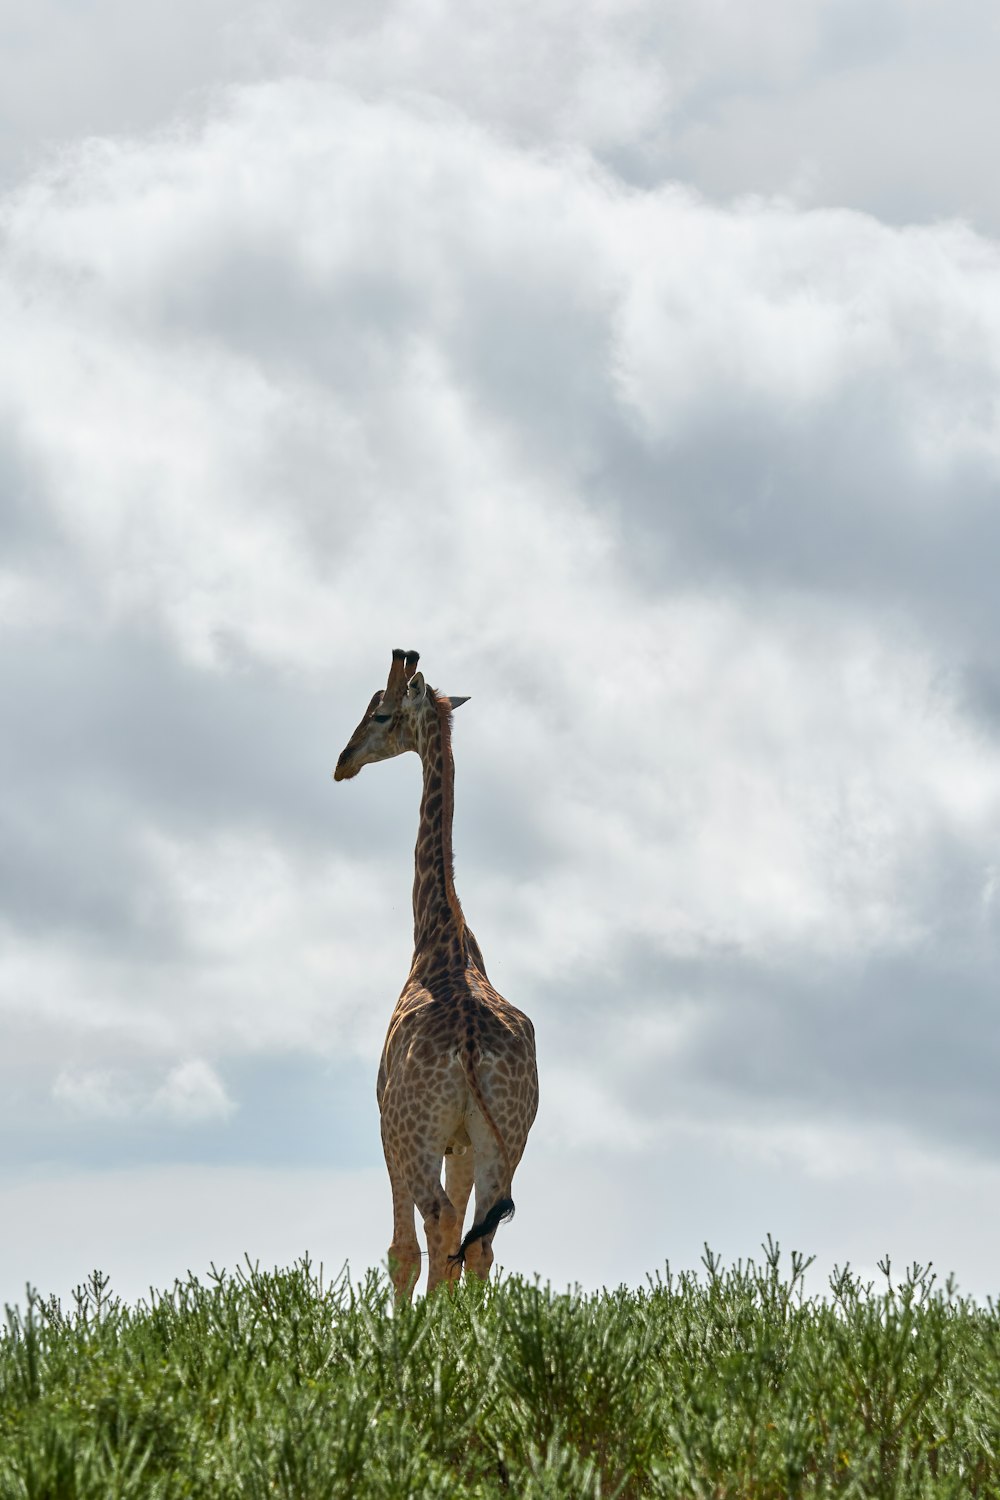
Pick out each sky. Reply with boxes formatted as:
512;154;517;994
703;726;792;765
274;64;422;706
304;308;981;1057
2;0;1000;1310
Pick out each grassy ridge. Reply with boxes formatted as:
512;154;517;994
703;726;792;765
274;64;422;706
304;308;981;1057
1;1241;998;1498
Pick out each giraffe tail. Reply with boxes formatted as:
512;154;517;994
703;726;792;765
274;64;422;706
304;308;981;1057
450;1197;515;1267
458;1040;513;1179
452;1037;516;1265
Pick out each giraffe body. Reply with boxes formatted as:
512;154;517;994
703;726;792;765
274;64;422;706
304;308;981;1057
335;650;538;1301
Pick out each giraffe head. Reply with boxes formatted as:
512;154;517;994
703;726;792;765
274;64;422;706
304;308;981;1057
333;649;468;781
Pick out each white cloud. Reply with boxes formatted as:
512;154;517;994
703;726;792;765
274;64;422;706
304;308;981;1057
52;1059;235;1123
150;1060;237;1122
0;828;410;1069
4;0;999;232
662;0;1000;231
2;82;998;1010
140;828;409;1057
52;1068;133;1121
614;203;1000;452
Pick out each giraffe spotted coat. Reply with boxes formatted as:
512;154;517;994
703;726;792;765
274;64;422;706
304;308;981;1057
335;649;538;1302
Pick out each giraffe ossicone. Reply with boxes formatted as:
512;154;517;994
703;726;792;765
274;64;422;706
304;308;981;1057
334;649;539;1302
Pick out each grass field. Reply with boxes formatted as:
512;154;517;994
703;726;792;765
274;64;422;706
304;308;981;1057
2;1239;998;1498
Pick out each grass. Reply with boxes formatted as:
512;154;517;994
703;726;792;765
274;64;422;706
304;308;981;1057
1;1239;998;1498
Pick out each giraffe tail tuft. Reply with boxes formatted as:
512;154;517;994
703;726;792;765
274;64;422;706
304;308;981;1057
450;1197;515;1267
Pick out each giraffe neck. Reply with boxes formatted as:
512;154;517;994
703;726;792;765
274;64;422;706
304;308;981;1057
411;696;466;967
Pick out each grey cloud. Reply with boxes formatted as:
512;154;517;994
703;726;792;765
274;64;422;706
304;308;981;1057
605;388;1000;645
296;0;1000;236
617;0;1000;233
0;0;265;189
0;427;67;562
458;796;561;886
0;626;411;951
539;928;1000;1165
162;247;425;398
12;70;995;683
961;661;1000;736
693;949;1000;1157
3;0;999;238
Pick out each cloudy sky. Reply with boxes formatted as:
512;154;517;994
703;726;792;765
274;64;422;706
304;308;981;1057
3;0;1000;1309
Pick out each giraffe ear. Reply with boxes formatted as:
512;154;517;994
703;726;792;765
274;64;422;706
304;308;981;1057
406;671;426;702
446;696;470;711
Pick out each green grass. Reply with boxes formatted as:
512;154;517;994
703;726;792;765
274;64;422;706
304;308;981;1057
2;1239;998;1498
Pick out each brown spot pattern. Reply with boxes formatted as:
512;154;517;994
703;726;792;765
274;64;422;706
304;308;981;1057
337;657;538;1304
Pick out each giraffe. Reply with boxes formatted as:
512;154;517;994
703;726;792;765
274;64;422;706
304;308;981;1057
334;648;538;1303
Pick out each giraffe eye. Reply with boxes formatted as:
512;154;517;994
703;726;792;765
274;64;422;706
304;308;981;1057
373;713;391;724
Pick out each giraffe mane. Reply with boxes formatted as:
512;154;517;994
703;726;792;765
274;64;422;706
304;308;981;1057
430;686;467;934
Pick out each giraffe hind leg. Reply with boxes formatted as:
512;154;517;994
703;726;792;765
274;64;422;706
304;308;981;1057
388;1140;464;1295
384;1065;468;1295
445;1145;475;1246
387;1227;421;1304
458;1099;523;1280
457;1195;514;1280
411;1171;462;1294
383;1141;422;1305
